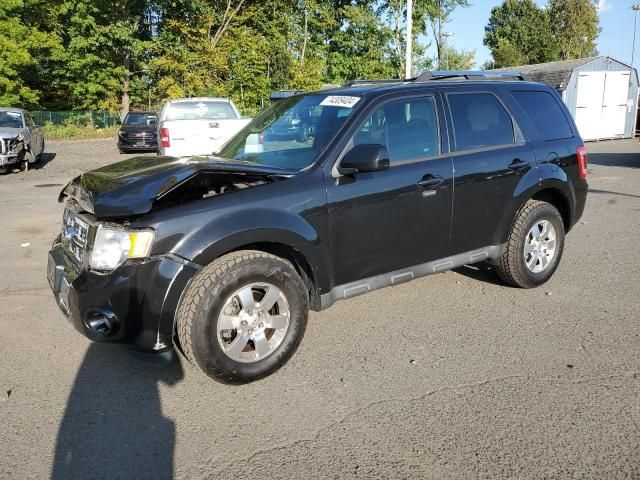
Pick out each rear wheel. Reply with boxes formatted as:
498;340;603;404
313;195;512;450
495;200;565;288
176;250;309;383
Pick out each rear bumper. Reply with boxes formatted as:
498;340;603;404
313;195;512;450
48;238;199;351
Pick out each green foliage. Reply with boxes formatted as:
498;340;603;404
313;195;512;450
2;0;475;114
484;0;600;67
548;0;600;60
421;0;470;68
484;0;559;67
0;0;63;108
43;124;119;140
440;46;475;70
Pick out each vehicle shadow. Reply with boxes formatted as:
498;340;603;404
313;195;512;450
452;262;505;287
51;344;183;480
31;152;57;170
587;151;639;168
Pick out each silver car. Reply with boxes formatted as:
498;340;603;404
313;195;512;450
0;107;45;173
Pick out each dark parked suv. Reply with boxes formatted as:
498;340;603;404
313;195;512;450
117;111;158;153
48;71;588;383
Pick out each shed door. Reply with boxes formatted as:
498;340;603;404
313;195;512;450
575;71;629;140
602;71;630;138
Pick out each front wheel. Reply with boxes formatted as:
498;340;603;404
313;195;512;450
495;200;565;288
176;250;309;383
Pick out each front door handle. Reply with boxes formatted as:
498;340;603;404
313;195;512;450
418;174;444;188
508;158;528;172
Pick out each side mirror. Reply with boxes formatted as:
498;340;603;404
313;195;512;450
339;144;390;175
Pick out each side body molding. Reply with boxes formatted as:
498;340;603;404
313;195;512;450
319;244;505;310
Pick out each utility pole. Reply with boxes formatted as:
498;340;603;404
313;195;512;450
405;0;413;79
442;32;454;70
632;4;640;66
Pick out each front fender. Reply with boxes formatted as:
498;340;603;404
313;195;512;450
166;205;331;294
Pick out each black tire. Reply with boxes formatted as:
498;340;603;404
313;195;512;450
495;200;565;288
176;250;309;383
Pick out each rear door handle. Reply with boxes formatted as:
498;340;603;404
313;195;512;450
418;174;444;188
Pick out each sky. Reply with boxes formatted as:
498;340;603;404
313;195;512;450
430;0;638;69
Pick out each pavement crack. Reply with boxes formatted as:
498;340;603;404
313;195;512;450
201;369;640;479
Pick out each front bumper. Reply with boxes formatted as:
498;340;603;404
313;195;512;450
48;238;199;351
0;153;19;167
118;137;158;151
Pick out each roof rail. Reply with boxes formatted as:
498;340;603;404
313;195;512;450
415;70;527;82
342;79;408;87
269;90;304;101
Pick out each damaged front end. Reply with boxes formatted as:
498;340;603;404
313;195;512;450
58;155;295;218
0;134;25;169
50;155;294;350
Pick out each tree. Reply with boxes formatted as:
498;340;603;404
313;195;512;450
491;38;528;67
441;45;475;70
548;0;600;60
0;0;63;108
325;4;396;83
484;0;559;68
379;0;433;78
421;0;469;69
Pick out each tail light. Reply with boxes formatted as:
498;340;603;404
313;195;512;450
160;128;170;148
576;145;588;180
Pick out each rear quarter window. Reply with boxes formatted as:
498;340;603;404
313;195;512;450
512;90;573;141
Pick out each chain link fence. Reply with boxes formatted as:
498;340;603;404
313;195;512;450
32;111;121;128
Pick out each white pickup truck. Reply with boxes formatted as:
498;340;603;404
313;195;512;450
157;98;251;157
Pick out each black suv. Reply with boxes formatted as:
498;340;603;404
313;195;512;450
117;111;158;153
48;71;588;383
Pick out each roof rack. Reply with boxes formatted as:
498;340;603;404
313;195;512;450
342;79;409;87
269;90;304;101
415;70;527;82
341;71;527;88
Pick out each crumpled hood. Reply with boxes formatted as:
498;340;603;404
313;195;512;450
0;127;24;139
59;155;296;218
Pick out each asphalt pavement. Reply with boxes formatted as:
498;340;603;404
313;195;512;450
0;138;639;479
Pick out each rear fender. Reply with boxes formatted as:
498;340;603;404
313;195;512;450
492;170;573;245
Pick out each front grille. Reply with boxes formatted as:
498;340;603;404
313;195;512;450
126;131;155;141
62;207;91;264
0;137;20;154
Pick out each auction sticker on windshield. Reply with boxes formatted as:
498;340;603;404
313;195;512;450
320;96;361;108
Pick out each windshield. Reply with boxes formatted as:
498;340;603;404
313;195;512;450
165;101;238;121
219;94;359;171
0;111;24;129
124;112;157;126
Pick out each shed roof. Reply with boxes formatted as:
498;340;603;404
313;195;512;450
496;57;600;90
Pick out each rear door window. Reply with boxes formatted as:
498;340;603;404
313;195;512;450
512;90;573;141
448;93;515;151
